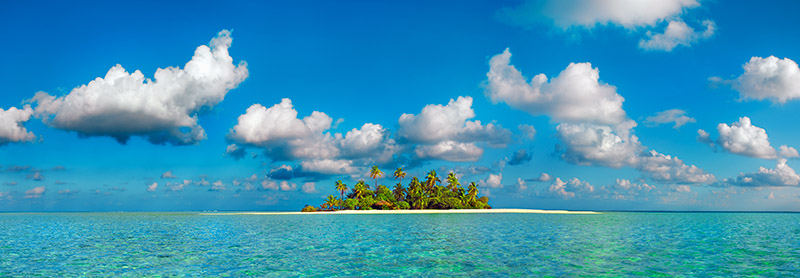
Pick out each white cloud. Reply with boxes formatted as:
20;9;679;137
697;129;713;146
518;124;536;139
146;182;158;192
210;180;226;191
638;150;716;184
228;98;396;168
26;172;44;181
501;0;699;30
0;106;36;145
731;56;800;103
483;173;503;188
261;179;279;190
397;96;510;161
724;159;800;187
24;186;45;199
414;141;484;162
644;109;696;129
279;181;297;191
30;30;247;145
548;177;594;199
160;171;176;179
602;178;655;200
556;123;642;168
639;20;715;52
779;145;800;158
301;182;318;194
716;117;777;159
673;185;692;193
486;49;632;127
537;173;552;182
167;180;190;192
513;177;528;192
299;159;359;175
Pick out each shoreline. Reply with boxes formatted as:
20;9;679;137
200;208;599;215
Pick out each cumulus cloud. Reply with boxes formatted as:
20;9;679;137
486;48;713;184
548;177;594;199
146;182;158;192
160;171;177;179
299;159;359;175
279;181;297;191
483;173;503;188
537;173;552;182
518;124;536;139
167;179;190;192
486;49;631;128
697;129;714;146
228;98;396;165
779;145;800;158
0;106;36;145
729;56;800;103
210;180;226;191
639;20;715;52
30;30;248;145
644;109;696;129
715;117;777;159
601;178;655;200
513;178;528;192
508;149;533;165
397;96;511;161
301;182;318;194
723;159;800;187
26;172;44;181
24;186;45;199
501;0;699;29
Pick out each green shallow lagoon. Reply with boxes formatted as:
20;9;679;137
1;212;798;276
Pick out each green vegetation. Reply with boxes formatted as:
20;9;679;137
302;166;491;211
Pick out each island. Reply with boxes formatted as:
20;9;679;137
302;166;491;212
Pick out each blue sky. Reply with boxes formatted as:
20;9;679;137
2;0;800;211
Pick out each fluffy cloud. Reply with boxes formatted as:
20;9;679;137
602;178;655;200
146;182;158;192
486;49;631;127
160;171;177;179
508;149;533;165
548;177;594;199
30;30;248;145
210;180;226;191
723;159;800;187
487;48;713;185
301;182;318;194
644;109;696;129
730;56;800;103
501;0;699;29
397;96;511;161
483;173;503;188
26;172;44;181
228;98;396;164
715;117;777;159
697;129;713;146
556;123;642;168
518;124;536;139
299;159;359;175
639;20;715;52
0;106;36;145
513;178;528;192
537;173;552;182
24;186;45;199
779;145;800;158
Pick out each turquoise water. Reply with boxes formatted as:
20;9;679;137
1;212;799;276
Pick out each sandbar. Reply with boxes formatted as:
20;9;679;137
200;208;598;215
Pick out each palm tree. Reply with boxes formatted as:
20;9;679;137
369;165;384;189
393;167;406;186
323;195;339;211
446;172;460;192
353;180;368;200
392;182;406;203
335;180;347;210
467;182;479;208
424;170;441;192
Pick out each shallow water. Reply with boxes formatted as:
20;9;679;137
0;212;798;276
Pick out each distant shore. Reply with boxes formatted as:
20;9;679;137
200;208;599;215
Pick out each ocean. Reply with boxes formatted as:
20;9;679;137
1;212;798;276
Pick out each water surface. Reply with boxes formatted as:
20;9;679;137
1;212;798;276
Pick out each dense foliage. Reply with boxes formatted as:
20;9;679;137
307;167;491;211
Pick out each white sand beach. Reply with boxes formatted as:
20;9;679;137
201;208;598;215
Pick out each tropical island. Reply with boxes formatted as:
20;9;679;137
301;166;491;212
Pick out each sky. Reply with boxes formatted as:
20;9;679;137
1;0;800;212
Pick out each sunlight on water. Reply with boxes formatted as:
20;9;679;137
0;212;798;276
